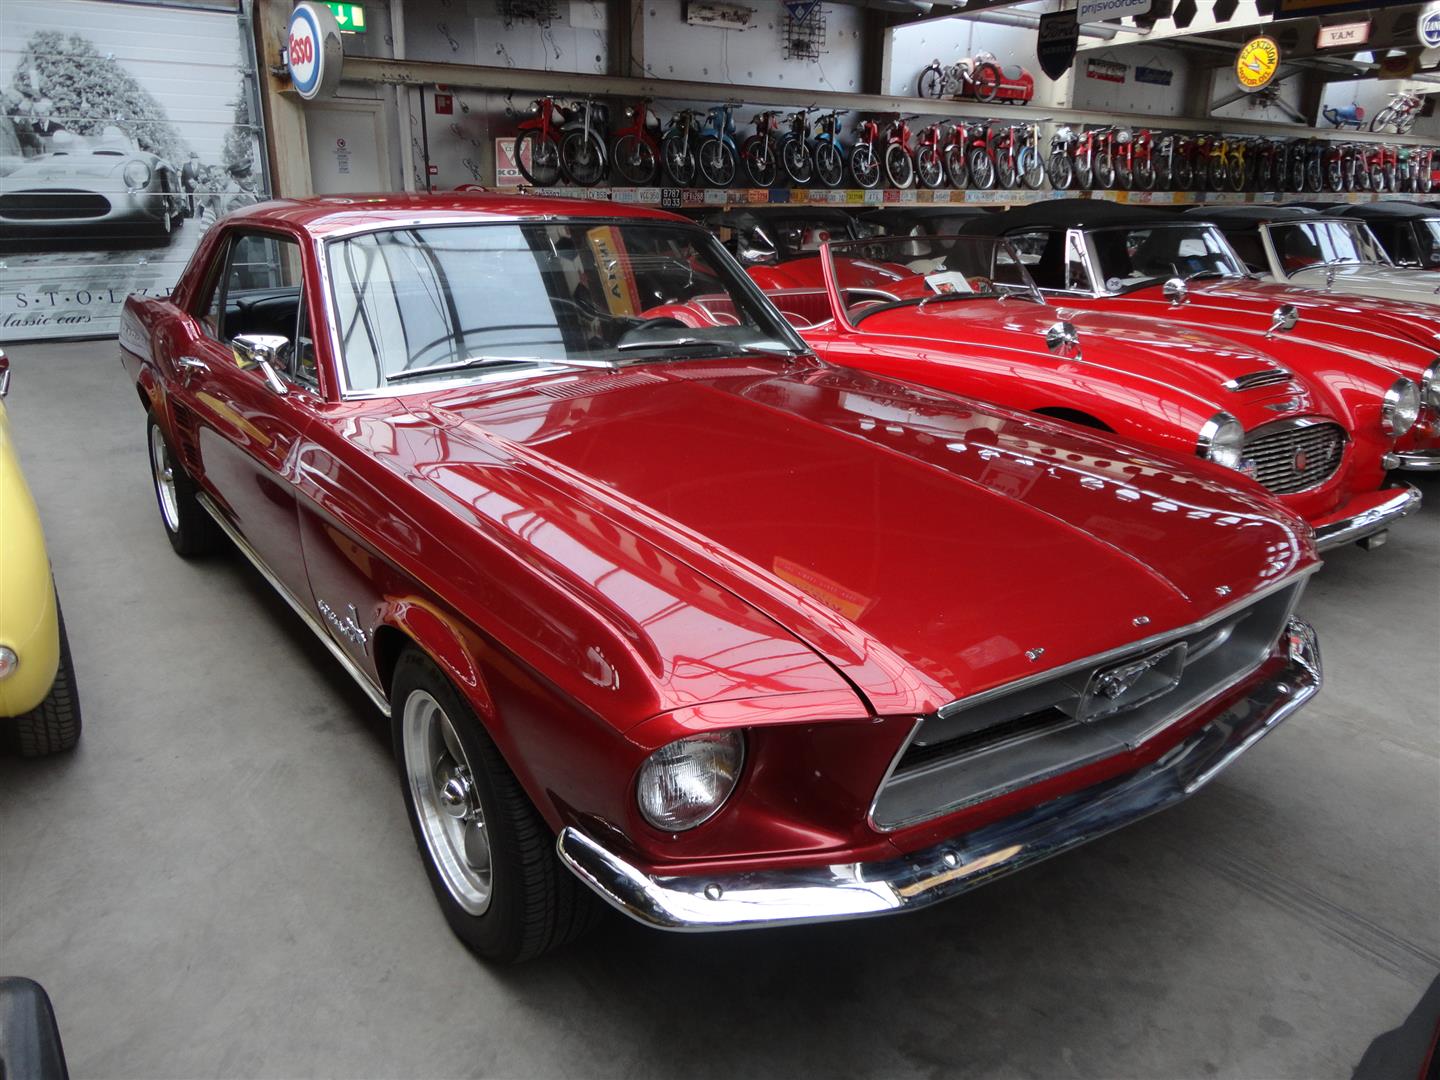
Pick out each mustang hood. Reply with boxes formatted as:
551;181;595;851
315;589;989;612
419;360;1314;717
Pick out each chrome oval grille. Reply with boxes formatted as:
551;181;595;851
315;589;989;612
1244;420;1346;495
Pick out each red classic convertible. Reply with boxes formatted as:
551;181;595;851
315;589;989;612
744;234;1420;552
121;193;1322;961
965;201;1440;473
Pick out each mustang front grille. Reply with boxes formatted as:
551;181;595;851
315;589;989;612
869;578;1306;831
1244;420;1346;495
0;190;111;220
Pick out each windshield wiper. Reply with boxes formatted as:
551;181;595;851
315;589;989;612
386;354;613;383
614;338;799;358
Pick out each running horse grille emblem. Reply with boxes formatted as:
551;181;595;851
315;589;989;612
1078;641;1188;723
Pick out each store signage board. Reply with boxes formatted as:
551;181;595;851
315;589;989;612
1316;21;1368;49
286;2;343;100
324;2;366;33
1087;59;1128;83
784;0;821;22
686;2;754;29
1076;0;1151;19
1235;35;1280;93
1037;10;1080;80
1135;65;1172;85
1421;2;1440;48
494;138;524;187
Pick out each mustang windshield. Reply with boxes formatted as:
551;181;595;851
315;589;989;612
1089;224;1246;293
822;234;1043;319
327;221;806;391
1267;219;1392;271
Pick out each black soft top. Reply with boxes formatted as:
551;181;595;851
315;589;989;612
962;199;1185;234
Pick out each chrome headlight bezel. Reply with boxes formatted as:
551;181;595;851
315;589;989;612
122;159;151;191
1197;411;1246;470
0;646;17;681
1422;358;1440;411
1382;377;1421;437
635;731;745;833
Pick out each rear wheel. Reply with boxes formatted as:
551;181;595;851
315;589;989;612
392;649;600;963
8;600;81;757
148;415;220;557
972;63;1002;103
515;130;561;187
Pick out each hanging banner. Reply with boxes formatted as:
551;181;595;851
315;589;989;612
1076;0;1152;19
1135;65;1173;85
1086;59;1129;83
1315;21;1369;49
1037;10;1080;80
1235;35;1281;93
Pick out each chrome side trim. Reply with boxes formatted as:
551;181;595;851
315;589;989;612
557;619;1321;933
1384;449;1440;471
195;492;392;717
1312;483;1422;551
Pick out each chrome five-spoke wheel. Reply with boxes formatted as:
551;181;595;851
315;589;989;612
403;689;492;915
149;422;180;533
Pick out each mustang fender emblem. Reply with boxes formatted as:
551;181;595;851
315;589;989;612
318;600;368;651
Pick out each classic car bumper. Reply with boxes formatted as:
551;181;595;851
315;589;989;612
1312;483;1421;552
1383;449;1440;471
557;619;1321;932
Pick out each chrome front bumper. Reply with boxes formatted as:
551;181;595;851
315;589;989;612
1383;449;1440;471
557;620;1322;933
1313;484;1422;552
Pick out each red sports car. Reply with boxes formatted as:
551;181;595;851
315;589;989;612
121;193;1321;961
743;234;1420;552
965;201;1440;473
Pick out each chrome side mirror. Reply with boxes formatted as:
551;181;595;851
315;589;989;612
1163;277;1188;306
1045;320;1081;357
0;348;9;398
1266;304;1299;338
232;333;289;395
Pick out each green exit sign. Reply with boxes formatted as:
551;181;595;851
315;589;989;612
325;2;367;32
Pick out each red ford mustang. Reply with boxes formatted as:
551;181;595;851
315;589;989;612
121;193;1322;961
744;234;1420;552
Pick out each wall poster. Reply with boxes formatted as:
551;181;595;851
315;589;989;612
0;0;269;343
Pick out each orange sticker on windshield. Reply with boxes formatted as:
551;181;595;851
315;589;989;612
586;226;642;317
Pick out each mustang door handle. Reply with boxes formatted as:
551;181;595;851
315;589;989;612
175;355;210;373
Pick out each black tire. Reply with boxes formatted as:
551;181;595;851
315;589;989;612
661;134;696;186
610;134;658;186
697;137;736;187
9;599;81;757
559;130;606;187
1046;151;1073;190
850;143;880;189
1115;164;1132;191
780;138;813;185
1093;149;1115;190
515;130;561;187
945;145;970;189
885;144;915;189
916;146;945;188
1073;150;1093;190
741;137;778;188
814;141;844;188
972;63;1002;103
968;148;996;190
995;151;1017;190
147;413;220;558
917;66;944;99
391;648;600;963
1134;158;1156;191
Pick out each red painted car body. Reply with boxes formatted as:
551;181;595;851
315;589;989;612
966;202;1440;472
120;193;1323;946
743;237;1419;550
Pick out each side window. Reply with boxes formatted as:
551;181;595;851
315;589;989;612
1222;228;1268;274
222;232;314;386
1064;232;1090;291
1009;229;1066;290
194;239;230;341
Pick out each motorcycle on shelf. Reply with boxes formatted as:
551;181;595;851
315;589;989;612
812;110;848;189
776;107;815;186
849;116;883;189
882;115;918;189
559;99;609;187
514;96;567;187
740;110;782;188
610;99;661;186
1371;90;1422;134
660;109;701;186
697;102;740;187
992;120;1045;190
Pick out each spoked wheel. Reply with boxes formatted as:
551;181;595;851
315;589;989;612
916;146;945;188
742;138;778;187
995;151;1017;189
1072;151;1093;190
1371;165;1387;192
885;144;915;189
972;63;1002;103
559;130;606;187
1174;159;1193;191
1046;152;1073;190
1094;150;1116;189
515;130;562;187
1134;158;1156;191
1325;161;1344;192
968;148;996;190
1227;160;1245;192
611;134;658;186
945;146;970;188
1115;164;1132;191
661;136;696;186
781;139;813;185
814;141;844;188
697;138;736;187
851;143;881;188
393;650;600;963
917;66;945;99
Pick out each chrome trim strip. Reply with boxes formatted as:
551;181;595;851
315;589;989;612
1223;368;1294;393
1312;483;1422;551
1385;449;1440;471
195;492;392;717
557;619;1321;933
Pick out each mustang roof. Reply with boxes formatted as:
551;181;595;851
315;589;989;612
224;192;688;237
961;200;1183;233
1338;201;1440;221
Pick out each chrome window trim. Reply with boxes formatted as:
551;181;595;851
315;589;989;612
1076;222;1250;295
314;217;807;402
864;566;1317;832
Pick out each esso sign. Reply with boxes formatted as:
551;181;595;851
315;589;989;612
286;3;342;100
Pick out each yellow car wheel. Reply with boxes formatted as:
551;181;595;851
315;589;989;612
11;600;81;757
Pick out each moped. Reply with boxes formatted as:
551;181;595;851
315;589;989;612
514;96;566;187
740;110;782;187
660;108;701;186
696;103;740;188
559;98;609;187
610;98;661;186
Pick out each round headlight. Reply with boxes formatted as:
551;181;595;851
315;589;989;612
636;731;744;832
1381;378;1421;437
1198;411;1246;470
122;160;151;190
1423;358;1440;411
0;646;17;681
528;101;541;115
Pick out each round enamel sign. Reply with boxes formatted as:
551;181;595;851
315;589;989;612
1235;35;1280;93
286;2;343;100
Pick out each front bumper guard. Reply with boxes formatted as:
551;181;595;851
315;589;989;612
1383;449;1440;472
1313;483;1421;552
557;619;1322;932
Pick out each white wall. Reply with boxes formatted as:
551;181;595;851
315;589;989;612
1069;45;1189;116
1319;78;1440;138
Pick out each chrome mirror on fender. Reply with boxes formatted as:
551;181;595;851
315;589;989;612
1162;277;1188;306
0;348;10;398
1266;304;1299;338
231;333;289;396
1044;320;1081;358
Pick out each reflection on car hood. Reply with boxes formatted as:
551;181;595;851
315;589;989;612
1285;263;1440;301
403;360;1313;716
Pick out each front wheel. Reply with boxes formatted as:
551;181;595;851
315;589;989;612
945;145;970;188
971;62;1002;103
850;143;881;189
916;146;945;188
995;149;1017;189
1371;165;1387;192
661;134;696;186
814;141;845;188
1072;150;1093;190
968;148;996;190
148;414;220;557
1093;149;1116;189
8;599;81;757
1046;151;1073;190
392;649;600;963
885;144;915;189
1370;108;1394;133
1133;158;1156;191
741;136;778;187
515;129;562;187
697;137;736;187
780;137;813;185
559;129;606;187
917;66;944;99
610;133;658;186
1227;159;1245;192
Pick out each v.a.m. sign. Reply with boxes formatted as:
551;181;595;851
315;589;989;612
286;2;343;100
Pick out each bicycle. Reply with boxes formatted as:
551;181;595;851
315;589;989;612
1371;90;1422;135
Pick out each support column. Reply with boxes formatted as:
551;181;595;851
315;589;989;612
254;0;314;198
609;0;646;78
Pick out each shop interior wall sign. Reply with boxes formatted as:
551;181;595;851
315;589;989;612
1235;35;1281;93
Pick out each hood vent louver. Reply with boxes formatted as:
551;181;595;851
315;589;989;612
1223;369;1294;393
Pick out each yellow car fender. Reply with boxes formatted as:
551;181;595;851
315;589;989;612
0;401;60;718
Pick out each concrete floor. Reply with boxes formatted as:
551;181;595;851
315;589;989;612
1;341;1437;1079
